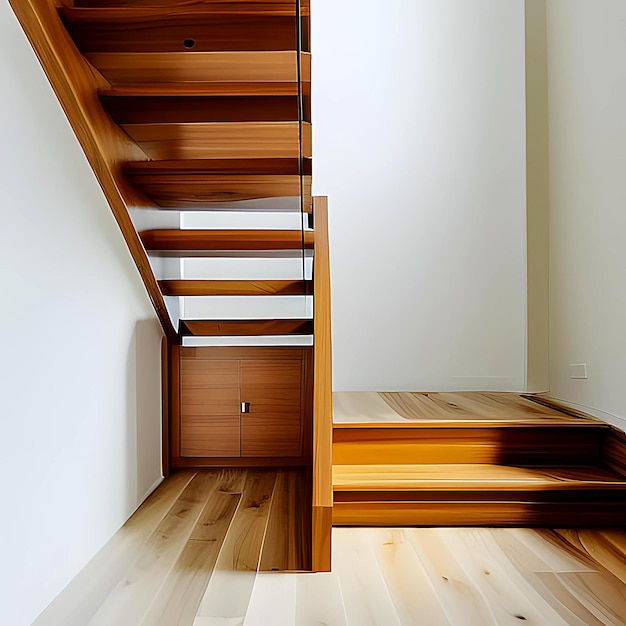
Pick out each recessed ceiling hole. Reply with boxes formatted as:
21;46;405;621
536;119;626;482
183;39;196;49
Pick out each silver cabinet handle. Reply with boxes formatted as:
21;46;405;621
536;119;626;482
241;402;250;413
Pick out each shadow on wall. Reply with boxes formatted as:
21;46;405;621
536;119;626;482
125;318;164;512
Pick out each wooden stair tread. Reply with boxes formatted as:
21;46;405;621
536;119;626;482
333;464;626;492
120;121;311;160
180;319;313;336
85;51;310;83
160;279;312;296
70;2;310;17
100;82;304;97
124;158;311;176
59;8;305;53
141;229;313;251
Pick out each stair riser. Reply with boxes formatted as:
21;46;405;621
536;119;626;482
333;427;605;466
62;15;309;53
332;501;626;527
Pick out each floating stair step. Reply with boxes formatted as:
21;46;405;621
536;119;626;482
73;1;310;18
140;228;314;255
121;121;311;160
180;319;313;336
160;279;312;296
100;82;305;97
85;51;310;84
59;7;305;53
332;463;626;527
123;159;311;210
332;423;608;466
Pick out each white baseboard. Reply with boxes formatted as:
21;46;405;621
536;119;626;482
542;395;626;433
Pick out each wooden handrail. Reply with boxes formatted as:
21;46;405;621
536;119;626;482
311;195;332;571
9;0;176;339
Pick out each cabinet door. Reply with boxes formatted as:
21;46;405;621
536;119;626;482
241;359;302;457
180;359;240;457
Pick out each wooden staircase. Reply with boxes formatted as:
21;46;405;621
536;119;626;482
10;0;332;572
332;397;626;527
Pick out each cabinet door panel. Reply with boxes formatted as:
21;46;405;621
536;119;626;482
181;359;239;389
241;414;301;457
181;415;240;457
241;359;302;457
180;358;240;457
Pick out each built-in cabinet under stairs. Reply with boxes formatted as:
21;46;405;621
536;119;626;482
332;393;626;527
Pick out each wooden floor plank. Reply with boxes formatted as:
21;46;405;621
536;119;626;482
294;572;348;626
259;470;311;572
404;528;497;626
194;471;277;624
140;470;247;626
87;472;217;626
441;529;572;626
243;574;296;626
372;528;451;626
331;529;402;626
33;472;196;626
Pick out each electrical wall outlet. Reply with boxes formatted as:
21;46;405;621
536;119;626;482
569;363;588;379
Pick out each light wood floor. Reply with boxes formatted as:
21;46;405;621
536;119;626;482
333;392;592;424
34;469;626;626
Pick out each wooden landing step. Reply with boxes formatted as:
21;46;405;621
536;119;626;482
332;464;626;527
180;319;313;336
123;159;312;209
160;280;312;296
141;228;313;256
85;51;311;84
58;7;305;53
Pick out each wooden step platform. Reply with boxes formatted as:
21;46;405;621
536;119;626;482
141;228;313;255
121;121;311;160
124;158;312;209
160;279;312;296
59;7;305;53
180;319;313;336
85;51;310;84
333;463;626;527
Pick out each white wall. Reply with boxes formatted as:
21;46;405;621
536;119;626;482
312;0;528;391
0;5;164;625
546;0;626;430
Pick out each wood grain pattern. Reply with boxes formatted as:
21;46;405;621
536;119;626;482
87;472;218;626
160;279;312;296
32;471;196;626
194;471;276;622
131;174;310;209
603;427;626;477
181;319;313;336
312;196;333;573
161;336;170;477
180;346;304;360
86;51;311;83
9;0;175;338
259;469;311;572
140;228;313;252
333;424;606;466
60;8;303;52
124;157;311;176
35;473;626;625
121;121;311;160
73;1;309;17
181;415;241;457
139;470;246;625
